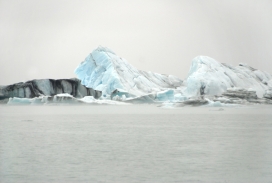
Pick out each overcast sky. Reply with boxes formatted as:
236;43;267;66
0;0;271;85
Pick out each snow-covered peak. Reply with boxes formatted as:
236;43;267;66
75;46;183;97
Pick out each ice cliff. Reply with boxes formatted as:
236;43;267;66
74;46;183;98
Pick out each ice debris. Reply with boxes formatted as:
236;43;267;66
174;97;209;107
7;93;128;105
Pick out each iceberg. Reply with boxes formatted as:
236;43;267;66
0;78;101;99
184;56;271;98
74;47;271;106
74;46;183;98
1;46;272;106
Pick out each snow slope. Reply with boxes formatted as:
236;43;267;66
74;46;183;98
184;56;272;97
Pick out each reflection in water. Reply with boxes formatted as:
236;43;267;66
0;105;272;183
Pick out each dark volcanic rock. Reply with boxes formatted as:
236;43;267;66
0;78;101;99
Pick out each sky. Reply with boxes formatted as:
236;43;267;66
0;0;272;85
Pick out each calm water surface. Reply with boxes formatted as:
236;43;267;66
0;105;272;183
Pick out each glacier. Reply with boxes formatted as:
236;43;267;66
1;46;272;106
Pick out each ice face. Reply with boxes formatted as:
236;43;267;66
184;56;272;98
74;46;183;97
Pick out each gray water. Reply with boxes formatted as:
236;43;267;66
0;105;272;183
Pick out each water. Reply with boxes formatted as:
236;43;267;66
0;105;272;183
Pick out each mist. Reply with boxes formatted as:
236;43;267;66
0;0;271;85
